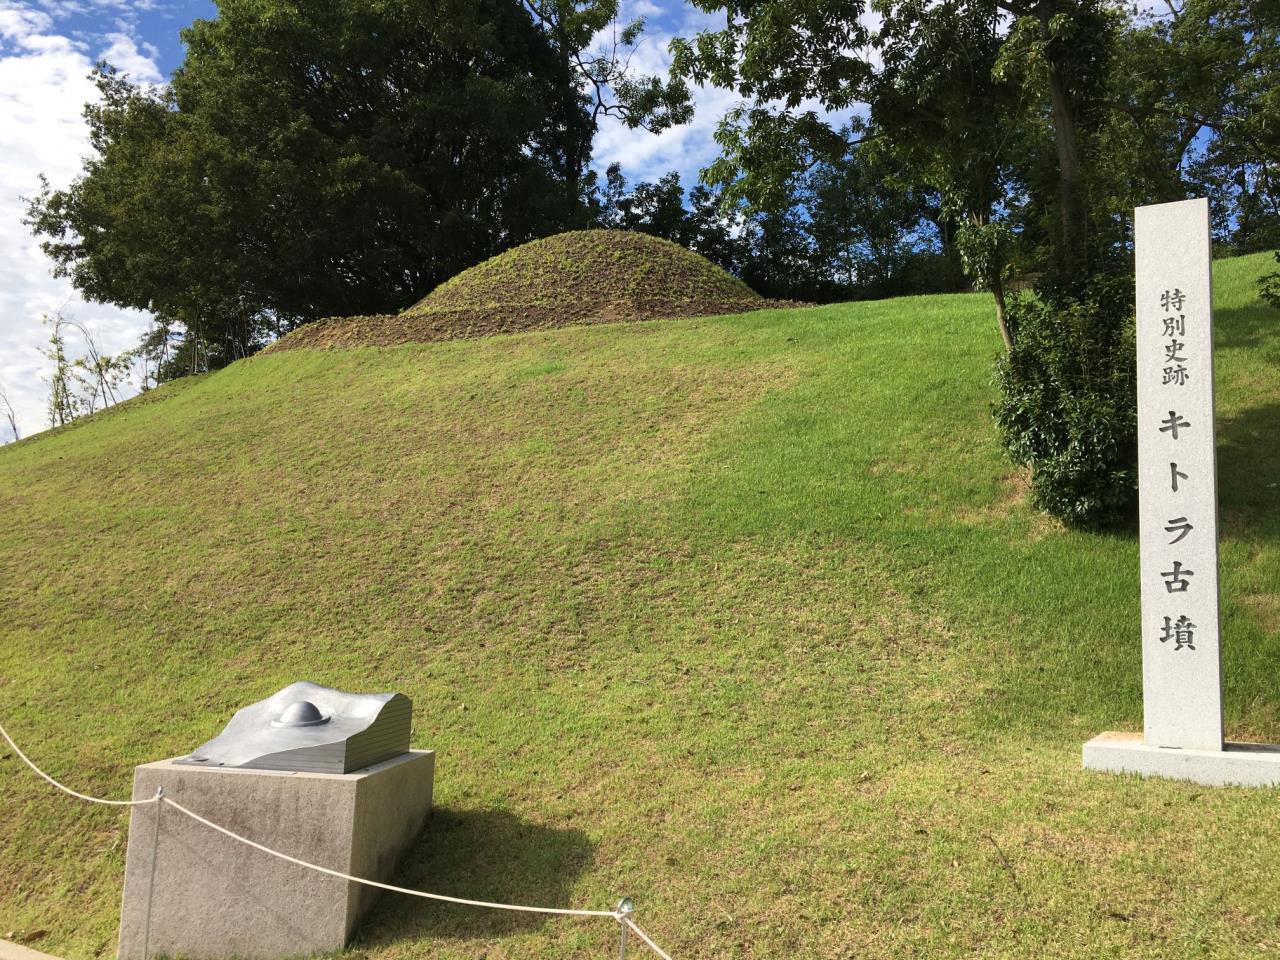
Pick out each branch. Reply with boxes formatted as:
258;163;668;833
994;0;1031;18
1095;99;1280;166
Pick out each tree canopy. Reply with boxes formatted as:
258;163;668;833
671;0;1279;525
27;0;689;375
674;0;1280;312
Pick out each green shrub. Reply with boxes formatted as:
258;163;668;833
1261;251;1280;310
993;275;1137;527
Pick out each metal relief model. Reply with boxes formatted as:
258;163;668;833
119;681;433;960
175;681;412;773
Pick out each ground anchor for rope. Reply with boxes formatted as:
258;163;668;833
616;897;635;959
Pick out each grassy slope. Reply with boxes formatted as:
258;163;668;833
1;252;1278;959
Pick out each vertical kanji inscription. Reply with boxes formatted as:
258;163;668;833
1135;198;1222;751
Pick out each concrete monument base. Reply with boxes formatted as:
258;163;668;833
118;750;434;960
1083;732;1280;787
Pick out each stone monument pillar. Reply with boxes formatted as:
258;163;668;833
1082;198;1280;786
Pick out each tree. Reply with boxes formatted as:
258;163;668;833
805;140;942;300
1262;253;1280;312
684;184;751;279
28;0;687;379
672;0;1280;315
0;381;18;443
132;319;181;390
592;161;947;302
671;0;1279;524
682;10;995;311
520;1;692;197
42;314;80;429
64;320;134;415
673;0;1124;325
591;165;752;279
39;313;137;427
868;5;1031;345
603;168;691;239
1155;0;1280;252
739;207;829;302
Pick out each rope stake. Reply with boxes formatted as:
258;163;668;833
617;898;634;959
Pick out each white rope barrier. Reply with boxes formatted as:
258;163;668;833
0;720;157;807
162;795;618;918
0;718;677;958
624;917;675;960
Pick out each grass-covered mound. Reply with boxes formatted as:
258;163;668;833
3;253;1280;960
270;230;789;350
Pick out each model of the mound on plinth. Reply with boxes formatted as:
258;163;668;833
269;230;793;351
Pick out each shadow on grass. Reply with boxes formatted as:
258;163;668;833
1215;291;1280;536
1215;289;1280;353
1216;287;1280;540
353;806;596;947
1218;400;1280;539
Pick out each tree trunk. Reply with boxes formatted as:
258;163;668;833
1045;56;1089;278
992;273;1013;353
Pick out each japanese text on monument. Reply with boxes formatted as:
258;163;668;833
1134;197;1222;750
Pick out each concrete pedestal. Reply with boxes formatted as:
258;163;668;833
118;750;434;960
1083;732;1280;787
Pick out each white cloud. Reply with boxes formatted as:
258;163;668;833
590;7;744;186
98;30;161;82
593;83;743;188
625;0;662;17
0;4;53;43
589;5;865;189
0;0;155;442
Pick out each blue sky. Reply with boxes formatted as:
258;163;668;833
0;0;738;440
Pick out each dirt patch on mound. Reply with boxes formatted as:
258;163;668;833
267;230;801;353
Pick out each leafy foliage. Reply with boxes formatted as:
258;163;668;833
596;155;953;303
592;165;750;278
1262;252;1280;311
671;0;1280;524
27;0;689;378
39;314;138;428
521;0;692;134
1150;0;1280;252
806;141;949;298
674;0;1278;303
994;276;1137;526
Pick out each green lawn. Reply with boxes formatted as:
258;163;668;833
2;251;1278;959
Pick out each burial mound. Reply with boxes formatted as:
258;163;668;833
269;230;791;351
